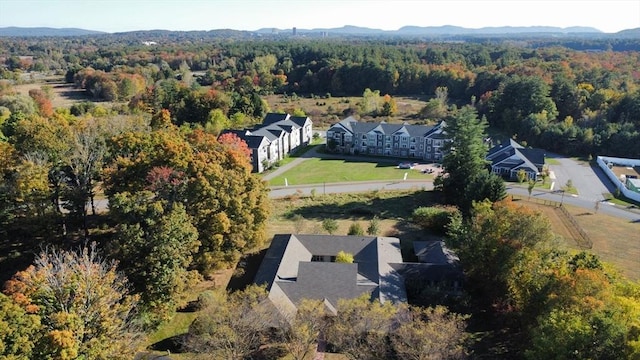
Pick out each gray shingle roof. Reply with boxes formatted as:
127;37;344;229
254;234;407;313
487;139;546;173
413;241;460;265
262;112;290;125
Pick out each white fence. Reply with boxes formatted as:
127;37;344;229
597;156;640;202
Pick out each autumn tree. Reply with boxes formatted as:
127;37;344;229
326;294;397;360
105;128;269;275
360;88;381;115
521;253;640;359
204;108;230;135
3;244;141;359
185;285;271;359
390;305;469;360
446;198;555;301
278;299;328;360
335;251;354;263
109;190;200;326
380;94;398;116
27;89;53;118
0;292;41;359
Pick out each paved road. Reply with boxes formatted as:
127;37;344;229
269;179;640;222
94;146;640;222
270;179;433;198
548;154;616;202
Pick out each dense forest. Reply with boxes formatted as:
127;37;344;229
1;33;639;359
1;34;640;158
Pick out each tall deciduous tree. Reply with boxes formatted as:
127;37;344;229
3;244;141;359
326;294;397;360
105;128;269;275
447;199;554;301
390;305;468;360
279;299;328;360
109;191;200;325
0;293;41;360
185;285;271;359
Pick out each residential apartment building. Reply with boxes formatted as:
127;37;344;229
326;116;447;161
221;113;313;173
486;139;546;181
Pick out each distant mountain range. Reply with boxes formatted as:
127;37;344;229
1;25;639;38
0;27;107;37
258;25;606;36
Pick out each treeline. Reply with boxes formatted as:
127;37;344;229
2;36;639;157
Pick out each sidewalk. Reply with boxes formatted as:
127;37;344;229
261;145;321;181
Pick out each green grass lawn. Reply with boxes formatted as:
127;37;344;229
267;158;432;186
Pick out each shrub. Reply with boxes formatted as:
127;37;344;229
412;206;458;233
367;216;380;235
348;222;364;235
322;218;338;235
335;250;354;263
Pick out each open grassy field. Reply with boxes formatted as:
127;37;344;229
267;157;434;186
510;195;640;280
263;94;429;129
12;76;96;108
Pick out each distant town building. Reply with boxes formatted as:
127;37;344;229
292;27;297;36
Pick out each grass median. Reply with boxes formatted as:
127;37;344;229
266;158;433;186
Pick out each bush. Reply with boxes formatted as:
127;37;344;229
367;216;380;235
348;222;364;235
412;206;458;233
336;250;354;263
322;218;338;235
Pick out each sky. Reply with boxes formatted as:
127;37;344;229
0;0;639;34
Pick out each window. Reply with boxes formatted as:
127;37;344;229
427;138;432;145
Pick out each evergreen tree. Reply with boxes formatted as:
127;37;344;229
435;106;505;214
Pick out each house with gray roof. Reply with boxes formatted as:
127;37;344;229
486;139;546;181
254;234;466;320
326;116;447;161
401;241;464;295
221;113;312;173
254;234;407;318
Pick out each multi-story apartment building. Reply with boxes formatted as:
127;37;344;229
326;116;448;162
221;113;313;173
